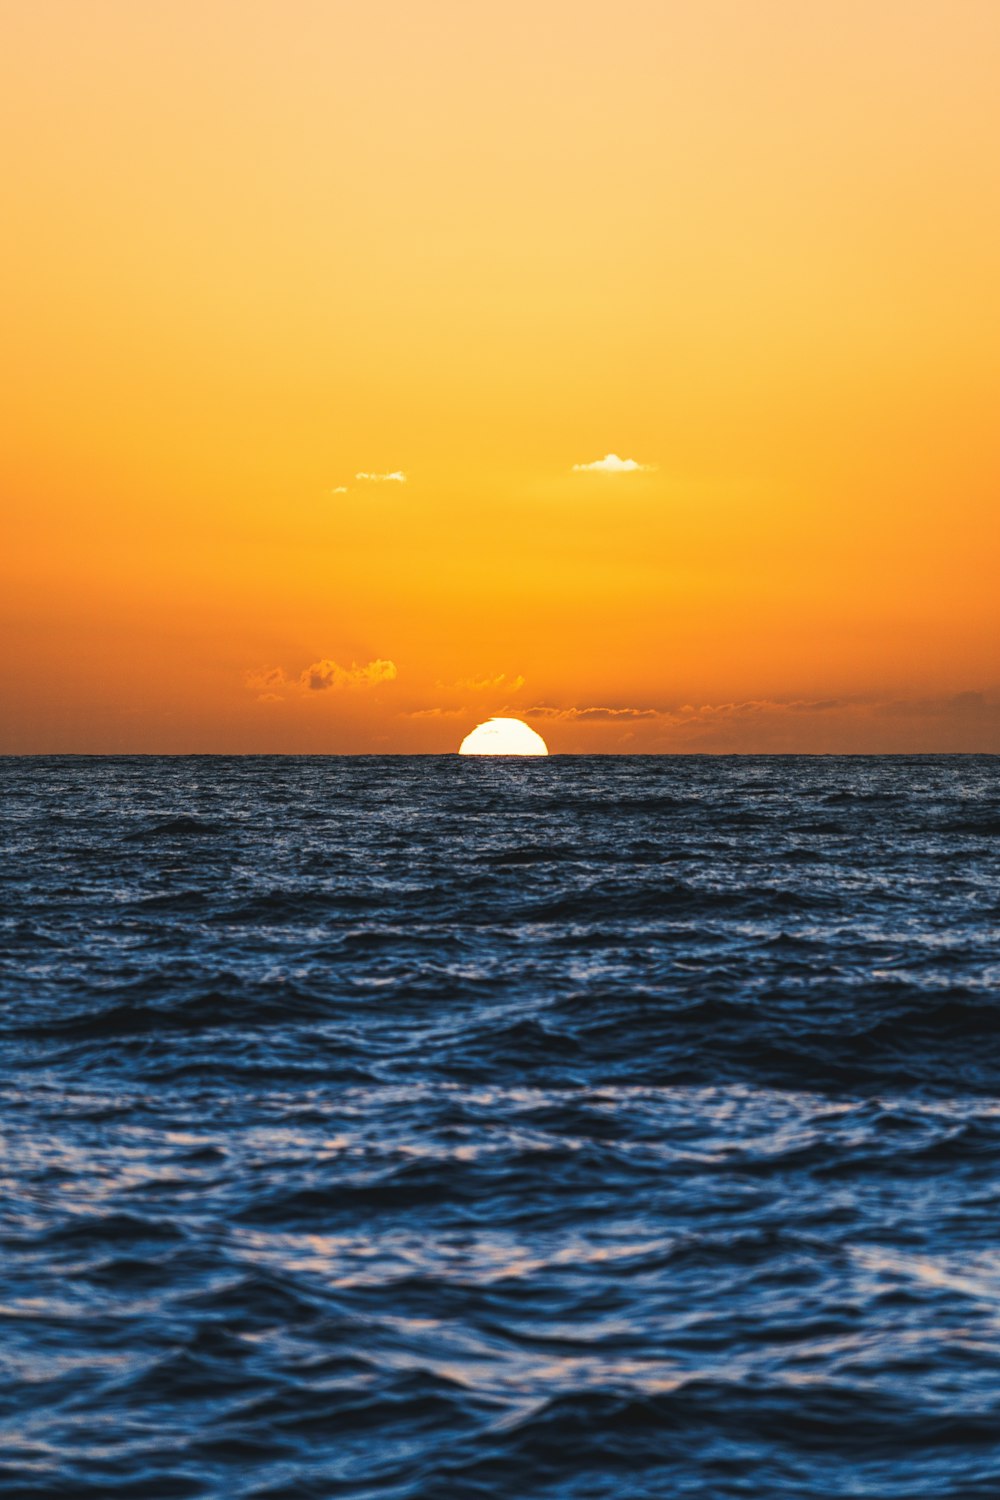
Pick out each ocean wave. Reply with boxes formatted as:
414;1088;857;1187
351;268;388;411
2;755;999;1497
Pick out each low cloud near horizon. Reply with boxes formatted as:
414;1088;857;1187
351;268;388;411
523;691;1000;750
528;698;853;725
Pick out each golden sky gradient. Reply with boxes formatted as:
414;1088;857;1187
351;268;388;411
3;0;999;751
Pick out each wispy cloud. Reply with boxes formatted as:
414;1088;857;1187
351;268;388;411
448;671;526;693
407;706;466;720
572;453;655;474
528;704;663;721
409;670;527;720
330;471;407;494
674;699;844;721
245;666;288;702
528;698;845;724
246;659;397;698
301;658;397;691
873;690;995;719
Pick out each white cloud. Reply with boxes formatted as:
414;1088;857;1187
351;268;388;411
331;486;348;495
572;453;654;474
355;471;407;484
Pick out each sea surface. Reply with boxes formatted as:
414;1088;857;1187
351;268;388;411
2;754;1000;1499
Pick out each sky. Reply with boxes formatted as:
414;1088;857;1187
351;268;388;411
2;0;998;752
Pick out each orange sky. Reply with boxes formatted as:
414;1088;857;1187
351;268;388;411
2;0;998;752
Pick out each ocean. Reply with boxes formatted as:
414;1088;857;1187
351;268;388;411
2;754;999;1498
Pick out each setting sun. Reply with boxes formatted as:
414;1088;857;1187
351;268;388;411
459;719;549;756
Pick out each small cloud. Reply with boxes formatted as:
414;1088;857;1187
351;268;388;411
572;453;654;474
355;471;407;484
331;486;348;495
301;658;398;692
246;659;397;699
246;666;287;698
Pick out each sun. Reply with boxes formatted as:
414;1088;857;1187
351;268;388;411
459;717;549;756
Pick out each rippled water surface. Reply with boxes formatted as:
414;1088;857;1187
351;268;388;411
2;754;1000;1498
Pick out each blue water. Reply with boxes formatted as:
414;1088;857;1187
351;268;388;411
2;755;1000;1498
